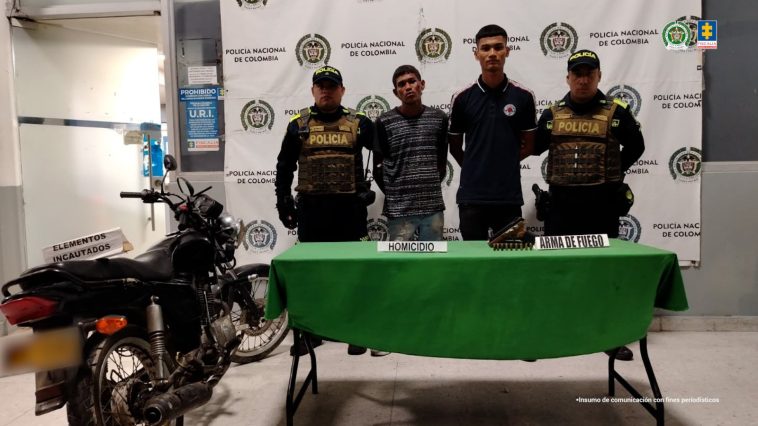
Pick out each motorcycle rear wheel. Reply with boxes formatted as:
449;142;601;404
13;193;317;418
67;326;181;426
228;265;289;364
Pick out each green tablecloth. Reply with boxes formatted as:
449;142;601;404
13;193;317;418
266;240;687;360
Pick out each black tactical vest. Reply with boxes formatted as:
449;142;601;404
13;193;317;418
546;98;623;186
294;108;360;194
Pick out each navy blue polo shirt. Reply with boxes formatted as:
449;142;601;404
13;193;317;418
449;75;537;205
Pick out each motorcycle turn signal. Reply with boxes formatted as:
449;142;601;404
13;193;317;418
95;315;128;335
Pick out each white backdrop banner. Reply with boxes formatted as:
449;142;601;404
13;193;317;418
220;0;703;264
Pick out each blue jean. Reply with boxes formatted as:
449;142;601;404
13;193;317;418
387;211;444;241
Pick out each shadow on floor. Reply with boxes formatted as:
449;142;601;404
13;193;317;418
188;377;681;426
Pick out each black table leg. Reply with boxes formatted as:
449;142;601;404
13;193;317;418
607;336;665;425
286;329;319;426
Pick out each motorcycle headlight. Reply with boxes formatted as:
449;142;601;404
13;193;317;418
218;213;246;248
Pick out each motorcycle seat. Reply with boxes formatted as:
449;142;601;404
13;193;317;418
56;244;174;282
5;240;174;293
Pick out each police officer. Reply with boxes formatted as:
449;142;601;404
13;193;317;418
275;65;374;243
534;49;644;361
275;66;387;357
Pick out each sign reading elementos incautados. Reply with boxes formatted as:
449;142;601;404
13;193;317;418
42;228;132;263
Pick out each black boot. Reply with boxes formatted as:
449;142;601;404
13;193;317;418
347;344;367;355
605;345;633;361
290;335;323;357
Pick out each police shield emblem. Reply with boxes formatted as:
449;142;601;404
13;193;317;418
669;147;702;181
237;0;268;9
356;95;391;122
607;85;642;116
296;34;331;68
244;220;278;252
618;215;642;243
662;21;693;51
415;28;452;63
240;100;275;132
367;218;389;241
540;23;578;58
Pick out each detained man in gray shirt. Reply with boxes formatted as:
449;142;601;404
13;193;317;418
373;65;449;241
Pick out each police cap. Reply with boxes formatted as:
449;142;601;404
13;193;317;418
313;66;343;85
567;50;600;71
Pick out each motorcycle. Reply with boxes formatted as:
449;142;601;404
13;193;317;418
0;155;288;425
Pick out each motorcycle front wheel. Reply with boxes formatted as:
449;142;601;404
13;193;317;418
227;264;289;364
67;326;180;426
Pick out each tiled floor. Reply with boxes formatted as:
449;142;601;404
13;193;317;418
1;331;755;425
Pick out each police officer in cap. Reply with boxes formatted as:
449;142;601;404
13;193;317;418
275;65;374;242
534;49;644;361
275;66;387;357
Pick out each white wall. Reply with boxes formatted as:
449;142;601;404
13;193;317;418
1;15;26;335
1;16;21;188
13;22;166;267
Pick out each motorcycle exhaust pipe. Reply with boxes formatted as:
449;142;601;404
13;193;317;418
143;382;213;425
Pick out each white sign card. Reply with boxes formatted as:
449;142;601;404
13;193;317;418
533;234;610;250
378;241;448;253
42;228;132;263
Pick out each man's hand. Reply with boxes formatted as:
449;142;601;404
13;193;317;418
519;129;536;160
276;194;298;229
449;133;464;166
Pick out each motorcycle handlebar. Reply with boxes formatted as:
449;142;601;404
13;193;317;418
178;211;190;231
120;190;148;199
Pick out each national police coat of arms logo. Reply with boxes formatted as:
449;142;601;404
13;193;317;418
618;214;642;243
356;95;391;122
607;85;642;116
243;220;278;252
541;156;549;183
295;34;331;68
367;217;389;241
445;160;454;187
540;22;578;58
415;28;452;63
236;0;268;9
662;21;692;51
240;100;275;132
669;147;702;181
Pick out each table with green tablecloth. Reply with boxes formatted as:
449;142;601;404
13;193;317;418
265;239;688;425
266;239;686;358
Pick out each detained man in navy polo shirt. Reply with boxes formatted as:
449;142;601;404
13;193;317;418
449;24;537;240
